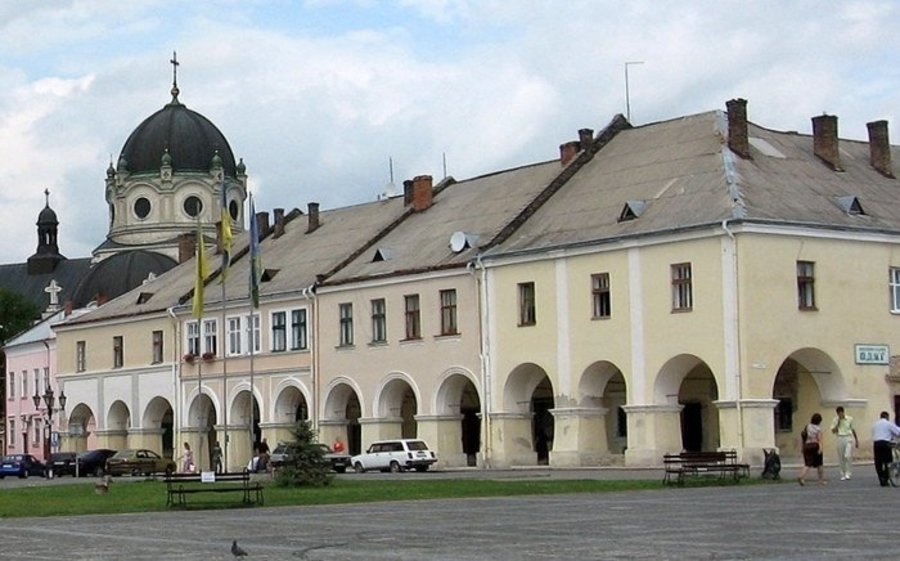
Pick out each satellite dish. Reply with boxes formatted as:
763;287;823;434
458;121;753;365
449;231;468;253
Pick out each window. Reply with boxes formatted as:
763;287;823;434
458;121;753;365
9;419;14;446
890;268;900;313
775;398;793;432
591;273;611;319
21;369;27;398
291;309;308;350
249;314;261;354
43;367;49;391
152;330;164;364
202;319;218;355
440;289;458;335
113;336;123;368
371;299;387;343
797;261;816;310
227;316;243;355
518;282;536;326
272;311;287;352
33;369;40;396
33;419;40;446
8;371;14;400
76;341;86;372
186;321;201;356
339;303;354;346
671;263;692;311
404;295;421;340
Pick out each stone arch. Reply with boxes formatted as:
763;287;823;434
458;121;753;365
105;400;131;451
375;373;420;439
186;391;218;471
141;396;174;460
66;402;97;453
502;362;555;465
273;380;311;423
323;379;363;455
653;354;720;452
578;360;628;455
434;367;482;467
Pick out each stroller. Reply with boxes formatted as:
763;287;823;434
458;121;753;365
761;448;781;480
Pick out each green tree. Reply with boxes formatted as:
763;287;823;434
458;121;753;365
273;420;333;488
0;288;42;425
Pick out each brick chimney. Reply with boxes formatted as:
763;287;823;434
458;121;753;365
867;120;894;178
273;208;285;239
306;202;320;233
403;179;415;206
812;114;843;171
726;98;751;159
412;175;433;212
559;141;581;166
178;232;196;264
256;211;270;239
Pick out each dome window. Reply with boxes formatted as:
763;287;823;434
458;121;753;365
183;196;203;218
229;199;239;221
134;197;152;219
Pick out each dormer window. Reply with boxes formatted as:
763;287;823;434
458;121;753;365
836;196;865;215
373;248;393;262
618;200;646;222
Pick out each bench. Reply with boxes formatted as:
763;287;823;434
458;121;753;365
164;469;264;507
662;450;750;486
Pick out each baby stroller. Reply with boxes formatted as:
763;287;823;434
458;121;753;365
761;448;781;480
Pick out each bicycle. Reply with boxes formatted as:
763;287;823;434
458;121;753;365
888;442;900;487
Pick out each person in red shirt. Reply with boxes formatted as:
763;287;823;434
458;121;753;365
333;436;345;453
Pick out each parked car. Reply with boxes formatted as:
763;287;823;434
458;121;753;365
76;449;117;477
0;454;46;479
270;442;351;473
350;439;437;473
106;449;175;476
48;452;77;477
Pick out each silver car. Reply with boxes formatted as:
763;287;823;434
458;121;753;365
350;439;437;473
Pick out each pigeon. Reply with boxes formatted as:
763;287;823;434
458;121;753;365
231;540;248;557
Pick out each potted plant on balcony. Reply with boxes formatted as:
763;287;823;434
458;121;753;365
201;351;216;362
183;353;196;364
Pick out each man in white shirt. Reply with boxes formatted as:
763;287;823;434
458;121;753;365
830;406;859;480
872;411;900;487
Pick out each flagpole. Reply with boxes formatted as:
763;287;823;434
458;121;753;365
247;193;261;467
221;279;228;471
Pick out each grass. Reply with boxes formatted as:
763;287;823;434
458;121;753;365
0;477;670;518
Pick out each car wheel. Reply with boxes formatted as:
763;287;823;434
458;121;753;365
131;468;140;477
389;461;401;473
353;462;365;474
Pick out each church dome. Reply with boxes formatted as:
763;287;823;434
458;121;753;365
37;204;58;225
72;250;178;307
118;97;237;177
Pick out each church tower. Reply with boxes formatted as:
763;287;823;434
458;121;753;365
27;189;65;274
94;53;247;263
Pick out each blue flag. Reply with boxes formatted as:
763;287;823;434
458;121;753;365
248;194;261;309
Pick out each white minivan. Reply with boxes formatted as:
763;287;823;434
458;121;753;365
350;439;437;473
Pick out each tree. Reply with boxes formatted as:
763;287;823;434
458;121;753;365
0;288;42;429
273;420;333;488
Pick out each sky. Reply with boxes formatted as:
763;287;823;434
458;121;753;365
1;0;899;264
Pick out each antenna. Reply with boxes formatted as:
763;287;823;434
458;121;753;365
389;156;394;183
442;152;447;179
624;61;644;122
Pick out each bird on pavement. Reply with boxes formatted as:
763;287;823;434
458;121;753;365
231;540;248;557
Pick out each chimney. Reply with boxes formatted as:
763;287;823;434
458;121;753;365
412;175;433;212
559;141;581;166
578;128;594;149
307;202;320;233
256;211;270;239
726;98;751;159
812;114;843;171
97;293;109;306
273;208;285;238
64;299;73;317
403;179;415;206
178;232;196;264
867;120;894;178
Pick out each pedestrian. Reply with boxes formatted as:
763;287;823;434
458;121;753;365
212;440;223;474
830;406;859;480
332;436;345;453
798;412;825;486
872;411;900;487
180;442;194;473
257;438;270;472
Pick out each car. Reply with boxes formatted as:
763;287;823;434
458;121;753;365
270;442;351;473
105;449;175;476
0;454;46;479
48;452;78;477
350;439;437;473
76;449;117;477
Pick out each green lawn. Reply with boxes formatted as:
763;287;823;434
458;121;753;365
0;477;670;518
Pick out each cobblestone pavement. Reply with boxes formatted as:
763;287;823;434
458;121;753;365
2;463;894;560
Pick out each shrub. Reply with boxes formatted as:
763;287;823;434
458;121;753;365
273;420;332;487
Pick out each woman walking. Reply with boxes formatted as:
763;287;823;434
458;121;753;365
799;413;825;485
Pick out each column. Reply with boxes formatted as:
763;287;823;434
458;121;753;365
549;407;608;467
486;412;533;468
126;427;166;455
714;398;779;466
415;414;464;468
358;417;402;448
622;404;682;467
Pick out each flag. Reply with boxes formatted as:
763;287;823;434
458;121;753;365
248;193;262;309
218;182;233;283
192;222;210;318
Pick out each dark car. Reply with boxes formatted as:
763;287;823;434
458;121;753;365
0;454;46;479
270;442;351;473
106;449;175;476
48;452;78;477
76;449;117;477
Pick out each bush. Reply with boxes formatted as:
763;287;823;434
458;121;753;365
273;420;333;487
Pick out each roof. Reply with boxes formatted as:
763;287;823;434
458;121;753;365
0;258;92;312
71;250;178;307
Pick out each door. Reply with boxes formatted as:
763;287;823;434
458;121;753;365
681;402;703;452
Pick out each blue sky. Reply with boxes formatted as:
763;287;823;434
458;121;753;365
1;0;899;263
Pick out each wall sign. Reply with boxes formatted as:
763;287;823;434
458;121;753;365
855;344;890;365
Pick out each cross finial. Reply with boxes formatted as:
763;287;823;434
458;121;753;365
44;188;50;207
44;279;62;308
170;51;180;102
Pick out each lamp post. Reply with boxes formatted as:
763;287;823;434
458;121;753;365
33;386;66;467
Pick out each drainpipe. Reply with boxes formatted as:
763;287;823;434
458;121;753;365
470;255;493;468
167;306;181;459
721;220;744;455
301;284;318;433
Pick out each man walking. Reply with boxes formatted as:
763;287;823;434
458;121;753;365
831;406;859;480
872;411;900;487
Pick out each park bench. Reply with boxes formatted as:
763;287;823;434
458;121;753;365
662;450;750;486
164;469;264;507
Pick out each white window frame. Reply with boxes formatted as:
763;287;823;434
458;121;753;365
339;303;354;346
8;371;15;400
271;310;287;352
21;369;28;399
33;369;40;397
9;419;14;446
371;298;387;343
891;267;900;313
202;319;218;356
249;313;261;354
76;341;86;372
186;321;201;356
671;263;693;312
33;418;41;446
227;316;243;356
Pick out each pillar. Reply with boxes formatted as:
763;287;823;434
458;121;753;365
486;412;533;468
415;414;464;468
622;404;682;467
358;417;402;449
714;399;778;466
549;407;608;467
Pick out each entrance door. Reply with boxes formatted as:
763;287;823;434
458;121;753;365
681;402;703;451
532;397;555;465
461;407;480;467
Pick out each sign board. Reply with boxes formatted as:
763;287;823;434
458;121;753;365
201;471;216;483
855;344;890;365
51;431;59;449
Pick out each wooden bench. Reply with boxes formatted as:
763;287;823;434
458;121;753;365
662;450;750;486
164;469;264;507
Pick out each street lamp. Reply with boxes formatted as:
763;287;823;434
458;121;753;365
33;386;66;465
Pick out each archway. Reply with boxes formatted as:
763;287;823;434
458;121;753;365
106;400;131;451
579;361;628;456
324;382;362;455
231;389;261;459
503;363;554;465
142;397;174;459
771;349;840;457
377;377;418;439
187;393;217;470
66;403;97;453
654;354;720;452
435;371;482;466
